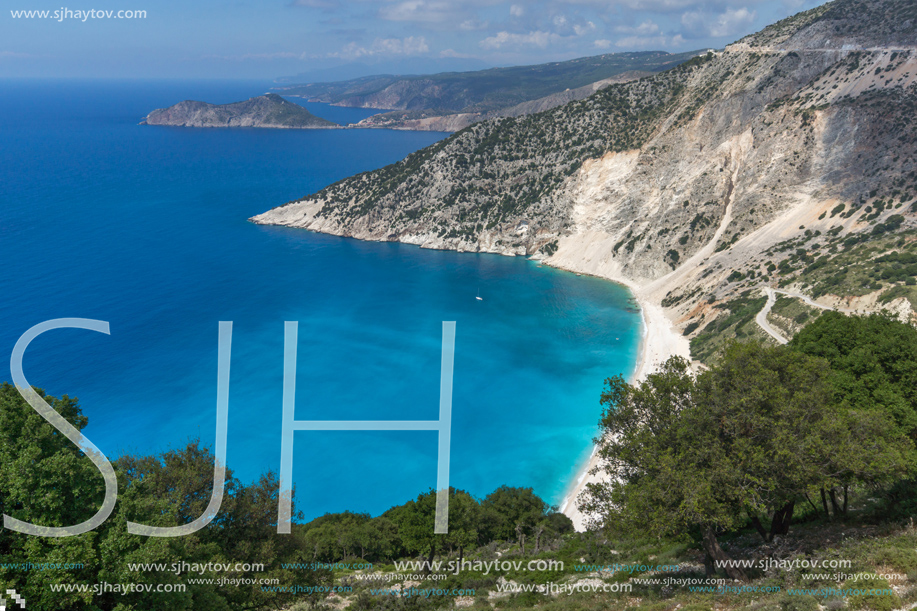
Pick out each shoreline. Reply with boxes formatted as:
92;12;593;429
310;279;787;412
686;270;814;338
552;269;691;531
246;211;688;529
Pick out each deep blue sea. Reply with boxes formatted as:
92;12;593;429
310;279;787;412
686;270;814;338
0;79;641;520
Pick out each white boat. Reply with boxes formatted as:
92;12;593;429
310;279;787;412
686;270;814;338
476;289;483;301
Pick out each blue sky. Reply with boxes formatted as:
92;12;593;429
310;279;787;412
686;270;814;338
2;0;824;79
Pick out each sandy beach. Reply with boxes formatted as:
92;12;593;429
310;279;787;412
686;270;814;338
556;277;691;531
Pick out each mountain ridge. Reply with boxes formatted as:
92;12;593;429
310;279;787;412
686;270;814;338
278;51;702;131
253;0;917;362
280;51;701;111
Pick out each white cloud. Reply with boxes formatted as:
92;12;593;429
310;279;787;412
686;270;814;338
615;33;685;48
681;7;757;38
593;39;613;49
510;4;524;17
711;7;757;37
479;30;562;49
328;36;430;59
614;20;660;35
378;0;457;23
440;48;479;58
573;21;596;35
459;18;490;30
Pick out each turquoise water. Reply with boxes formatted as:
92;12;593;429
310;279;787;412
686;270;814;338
0;79;641;520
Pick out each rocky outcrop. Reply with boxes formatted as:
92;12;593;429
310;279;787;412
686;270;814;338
141;94;338;129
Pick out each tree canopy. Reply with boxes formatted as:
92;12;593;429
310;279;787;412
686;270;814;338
0;382;573;608
790;311;917;440
580;339;915;579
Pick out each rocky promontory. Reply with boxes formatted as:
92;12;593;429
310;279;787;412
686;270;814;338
141;93;338;129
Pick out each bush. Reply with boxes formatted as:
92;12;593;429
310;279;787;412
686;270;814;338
872;546;917;573
845;577;899;611
779;594;820;611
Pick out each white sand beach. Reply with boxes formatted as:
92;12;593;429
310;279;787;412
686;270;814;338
556;276;691;531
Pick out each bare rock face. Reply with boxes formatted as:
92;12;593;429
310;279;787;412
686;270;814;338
141;94;338;129
253;0;917;347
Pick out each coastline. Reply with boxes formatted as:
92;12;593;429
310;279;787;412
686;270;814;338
553;271;691;531
249;201;690;529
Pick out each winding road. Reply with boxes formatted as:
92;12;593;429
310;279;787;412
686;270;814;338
755;287;856;344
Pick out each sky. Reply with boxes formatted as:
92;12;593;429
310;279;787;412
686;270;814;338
1;0;825;80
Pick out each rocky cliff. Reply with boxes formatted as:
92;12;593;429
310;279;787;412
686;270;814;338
253;0;917;362
141;93;338;129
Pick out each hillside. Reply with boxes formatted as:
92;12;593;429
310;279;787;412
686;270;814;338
141;93;338;129
253;0;917;364
349;70;654;132
278;51;700;131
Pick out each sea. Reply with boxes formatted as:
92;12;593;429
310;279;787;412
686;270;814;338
0;79;641;520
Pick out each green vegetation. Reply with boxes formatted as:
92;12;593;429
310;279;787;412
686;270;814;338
6;314;917;610
0;383;330;611
582;339;913;575
575;314;917;609
766;231;917;303
765;295;821;339
791;311;917;443
295;485;572;567
689;294;772;363
0;383;576;610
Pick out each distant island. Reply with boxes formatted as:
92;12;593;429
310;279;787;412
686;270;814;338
140;93;338;129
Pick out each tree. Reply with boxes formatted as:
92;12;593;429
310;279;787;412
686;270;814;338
579;356;751;579
480;486;547;545
355;517;399;561
696;342;908;535
580;344;912;580
386;490;439;568
385;488;483;570
790;311;917;439
0;383;331;611
0;384;108;609
441;490;480;564
790;312;917;517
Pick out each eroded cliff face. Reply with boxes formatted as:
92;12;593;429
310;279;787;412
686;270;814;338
545;41;917;330
253;0;917;347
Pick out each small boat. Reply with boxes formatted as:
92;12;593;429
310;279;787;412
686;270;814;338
476;289;483;301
